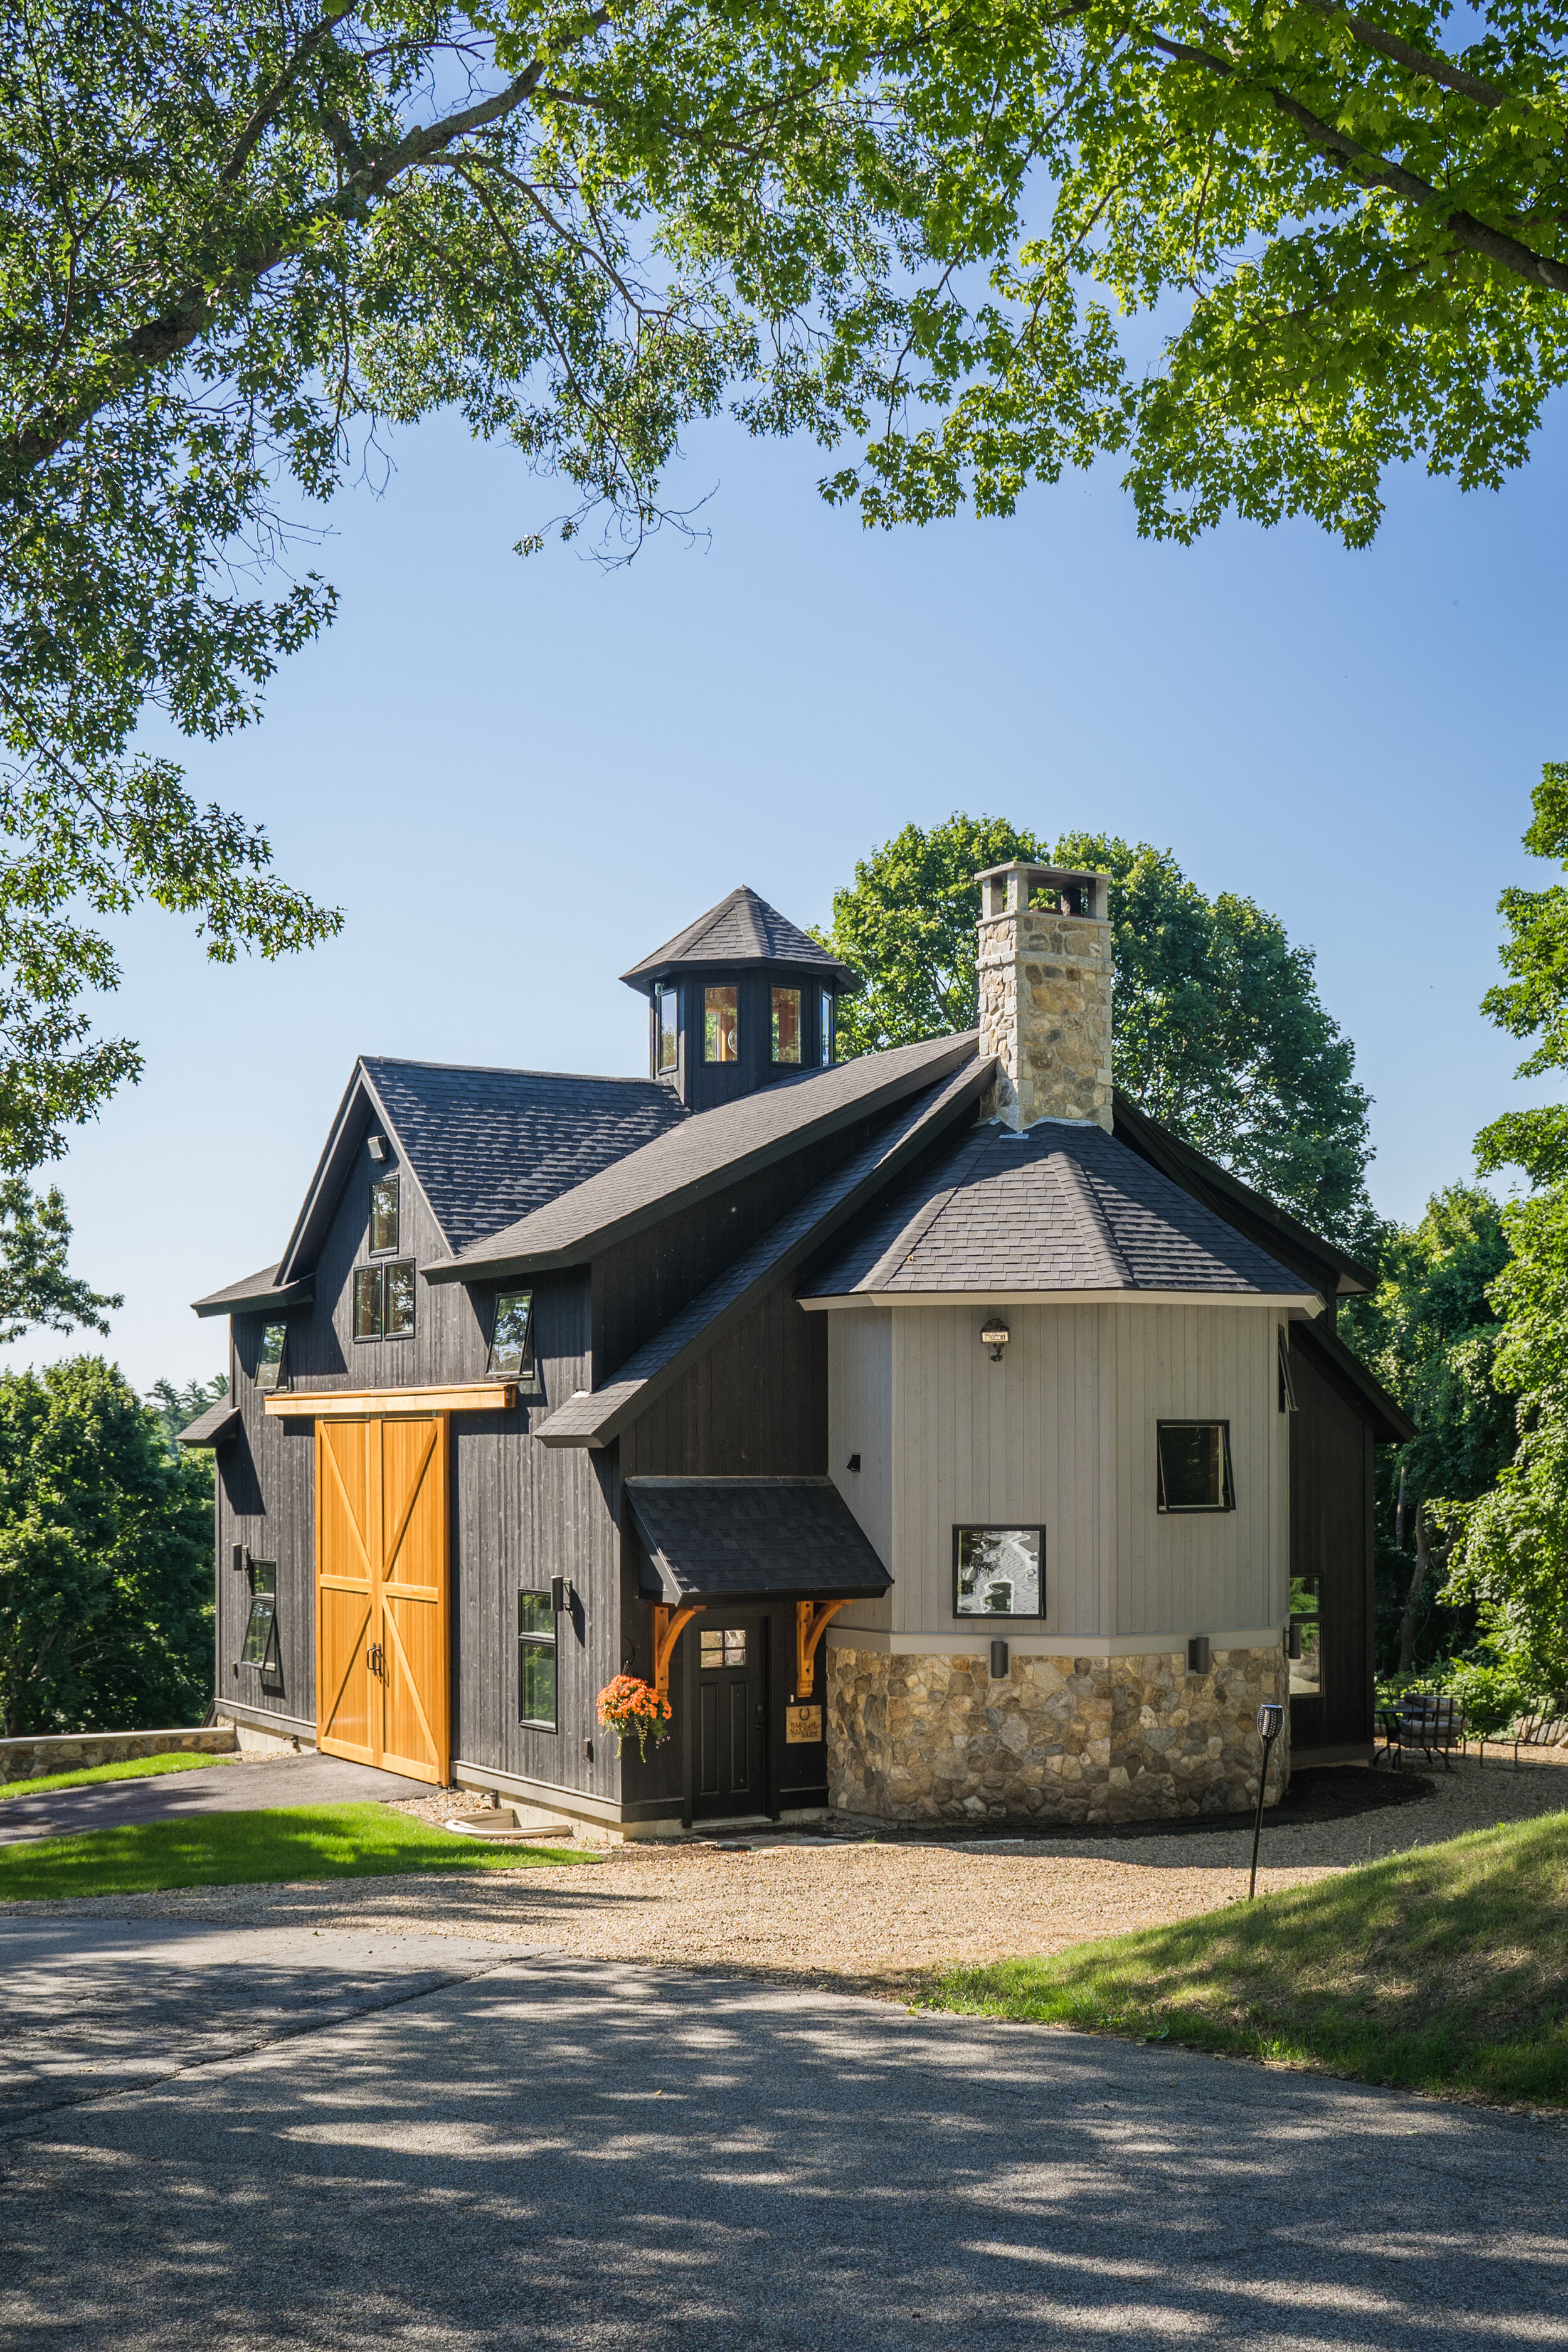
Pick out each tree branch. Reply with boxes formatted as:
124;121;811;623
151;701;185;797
1293;0;1512;108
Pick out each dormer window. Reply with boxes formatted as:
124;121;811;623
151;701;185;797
771;988;802;1065
704;986;738;1064
487;1290;534;1380
369;1173;400;1254
656;986;679;1074
255;1321;288;1394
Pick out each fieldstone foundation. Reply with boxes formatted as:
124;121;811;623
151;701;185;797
825;1646;1290;1825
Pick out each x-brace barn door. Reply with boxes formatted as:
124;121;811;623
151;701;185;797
315;1414;450;1785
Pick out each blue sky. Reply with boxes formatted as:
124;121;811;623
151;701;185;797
13;401;1564;1393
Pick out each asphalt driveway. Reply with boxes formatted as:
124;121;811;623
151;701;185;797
1;1917;1562;2351
0;1751;432;1844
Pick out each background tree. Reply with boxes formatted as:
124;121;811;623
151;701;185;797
818;813;1375;1239
8;0;1568;1163
0;1359;213;1737
1341;1187;1515;1676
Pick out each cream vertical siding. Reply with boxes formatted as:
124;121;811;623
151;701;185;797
884;1303;1108;1641
1108;1302;1285;1639
828;1308;894;1633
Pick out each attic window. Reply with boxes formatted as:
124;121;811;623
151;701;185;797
704;985;738;1064
255;1322;288;1394
487;1290;534;1380
1157;1421;1236;1512
656;986;679;1074
369;1173;400;1254
771;987;802;1064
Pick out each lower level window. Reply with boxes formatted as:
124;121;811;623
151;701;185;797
953;1527;1045;1618
240;1562;281;1688
1157;1421;1236;1512
519;1590;558;1727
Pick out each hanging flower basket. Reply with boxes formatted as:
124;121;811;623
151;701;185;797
597;1674;672;1762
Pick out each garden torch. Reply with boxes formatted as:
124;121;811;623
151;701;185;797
1249;1701;1286;1900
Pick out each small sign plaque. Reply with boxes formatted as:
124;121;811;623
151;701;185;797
785;1704;824;1745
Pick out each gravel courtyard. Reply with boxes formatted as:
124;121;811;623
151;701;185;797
6;1750;1564;1993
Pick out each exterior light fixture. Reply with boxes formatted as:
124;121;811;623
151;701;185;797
1249;1700;1287;1899
368;1134;389;1162
989;1639;1009;1680
981;1318;1011;1361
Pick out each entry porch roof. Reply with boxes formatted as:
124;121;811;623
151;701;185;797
626;1476;893;1607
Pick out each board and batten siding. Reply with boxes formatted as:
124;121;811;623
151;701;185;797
1107;1302;1289;1641
826;1298;1290;1650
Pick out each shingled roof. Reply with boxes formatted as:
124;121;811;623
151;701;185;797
627;1476;893;1604
800;1118;1317;1303
620;885;859;992
427;1030;980;1283
534;1057;993;1448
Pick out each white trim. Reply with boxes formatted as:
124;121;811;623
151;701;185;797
824;1627;1284;1660
800;1291;1321;1313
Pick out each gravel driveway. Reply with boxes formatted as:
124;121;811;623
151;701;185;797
6;1751;1563;1993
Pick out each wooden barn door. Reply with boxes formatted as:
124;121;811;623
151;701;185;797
315;1414;450;1785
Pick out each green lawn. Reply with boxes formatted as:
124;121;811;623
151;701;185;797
922;1811;1568;2107
0;1750;236;1801
0;1803;590;1901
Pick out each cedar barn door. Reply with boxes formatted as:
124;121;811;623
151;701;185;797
694;1615;766;1821
315;1414;450;1784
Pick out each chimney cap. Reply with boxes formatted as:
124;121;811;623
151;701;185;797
974;861;1112;919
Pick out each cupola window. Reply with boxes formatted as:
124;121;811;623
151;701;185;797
656;986;679;1074
771;988;802;1064
369;1173;400;1254
820;987;834;1064
704;985;738;1064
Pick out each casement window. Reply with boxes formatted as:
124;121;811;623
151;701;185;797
771;987;802;1065
1157;1421;1236;1512
487;1289;534;1380
704;985;738;1064
354;1260;416;1342
953;1525;1046;1618
518;1591;558;1728
1278;1328;1299;1414
820;987;834;1066
240;1561;281;1687
656;986;679;1074
255;1321;288;1394
369;1173;400;1254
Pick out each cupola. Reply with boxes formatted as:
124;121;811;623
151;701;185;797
622;886;860;1112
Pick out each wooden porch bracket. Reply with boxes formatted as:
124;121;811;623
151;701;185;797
650;1603;704;1700
795;1599;850;1700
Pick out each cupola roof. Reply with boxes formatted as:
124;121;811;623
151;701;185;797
620;885;859;995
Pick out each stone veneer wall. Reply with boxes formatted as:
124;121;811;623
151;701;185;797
0;1725;238;1784
825;1646;1290;1825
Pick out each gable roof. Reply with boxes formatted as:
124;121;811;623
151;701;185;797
1111;1091;1376;1298
426;1030;980;1284
800;1116;1316;1303
627;1477;893;1604
620;886;859;993
270;1057;689;1286
534;1057;994;1448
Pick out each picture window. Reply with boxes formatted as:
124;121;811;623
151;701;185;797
1157;1421;1236;1512
771;988;802;1065
369;1173;400;1254
953;1527;1044;1618
487;1289;534;1380
518;1589;558;1729
704;985;738;1064
255;1321;288;1394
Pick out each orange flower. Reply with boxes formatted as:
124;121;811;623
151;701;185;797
597;1675;672;1761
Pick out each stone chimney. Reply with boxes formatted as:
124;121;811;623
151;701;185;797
975;862;1114;1130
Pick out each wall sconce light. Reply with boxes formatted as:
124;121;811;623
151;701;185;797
1187;1634;1211;1673
846;1453;861;1473
1287;1621;1303;1661
989;1638;1009;1680
551;1574;573;1614
981;1318;1011;1362
367;1134;389;1162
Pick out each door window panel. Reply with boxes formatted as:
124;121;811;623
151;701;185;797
700;1628;747;1668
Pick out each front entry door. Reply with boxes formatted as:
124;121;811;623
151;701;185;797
315;1414;450;1785
694;1617;766;1821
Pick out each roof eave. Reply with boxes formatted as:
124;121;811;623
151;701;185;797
798;1286;1323;1310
